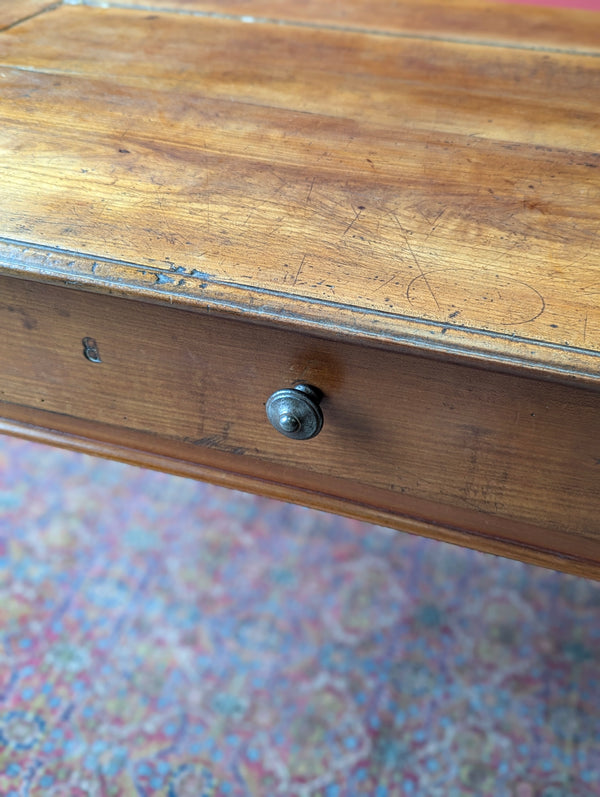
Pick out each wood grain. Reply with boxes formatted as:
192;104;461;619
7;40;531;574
0;1;56;31
1;0;599;578
5;239;600;388
4;414;600;581
65;0;600;52
0;4;599;372
1;274;599;578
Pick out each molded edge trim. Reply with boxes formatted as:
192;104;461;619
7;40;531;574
1;239;600;388
1;415;599;581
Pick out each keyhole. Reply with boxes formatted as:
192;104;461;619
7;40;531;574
82;337;102;363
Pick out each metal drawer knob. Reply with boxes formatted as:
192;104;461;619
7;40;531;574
266;384;323;440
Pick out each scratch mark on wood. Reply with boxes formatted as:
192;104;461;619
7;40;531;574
343;206;363;236
185;422;250;456
584;313;588;344
431;207;446;226
306;176;316;203
0;1;61;33
392;213;441;311
293;254;307;286
488;241;520;265
373;272;399;293
422;208;446;243
267;166;286;185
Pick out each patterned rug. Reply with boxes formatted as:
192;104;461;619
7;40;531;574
0;434;599;797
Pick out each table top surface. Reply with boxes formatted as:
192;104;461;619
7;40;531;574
1;0;599;382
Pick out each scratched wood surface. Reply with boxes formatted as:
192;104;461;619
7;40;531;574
1;0;600;577
0;1;599;379
63;0;600;51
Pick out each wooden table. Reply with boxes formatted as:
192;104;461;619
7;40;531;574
1;0;599;578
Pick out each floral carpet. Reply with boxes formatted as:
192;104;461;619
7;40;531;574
0;434;599;796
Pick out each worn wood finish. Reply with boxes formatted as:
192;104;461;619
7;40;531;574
67;0;600;51
7;415;600;581
1;0;599;577
0;4;599;373
2;274;600;578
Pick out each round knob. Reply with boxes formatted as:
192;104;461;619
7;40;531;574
266;384;323;440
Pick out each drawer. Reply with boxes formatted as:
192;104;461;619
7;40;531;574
1;274;599;575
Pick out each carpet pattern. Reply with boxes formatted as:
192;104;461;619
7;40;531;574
0;434;599;796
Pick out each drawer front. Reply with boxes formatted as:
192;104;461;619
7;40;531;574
1;275;599;567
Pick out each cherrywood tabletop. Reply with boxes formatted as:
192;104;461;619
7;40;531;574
1;0;600;578
1;0;600;382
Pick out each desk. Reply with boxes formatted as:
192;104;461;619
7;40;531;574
1;0;599;578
